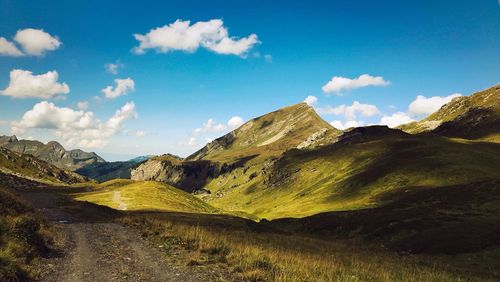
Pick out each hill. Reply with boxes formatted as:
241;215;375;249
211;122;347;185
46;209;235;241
0;147;87;184
131;103;340;191
131;95;500;219
399;84;500;141
0;136;105;171
202;131;500;219
73;179;218;214
187;102;340;162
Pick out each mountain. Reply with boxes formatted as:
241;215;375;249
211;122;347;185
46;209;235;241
75;155;157;183
0;147;87;184
127;155;154;163
0;136;105;171
131;103;340;192
133;86;500;219
399;84;500;141
187;102;340;162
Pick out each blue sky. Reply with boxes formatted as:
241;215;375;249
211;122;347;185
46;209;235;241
0;0;499;161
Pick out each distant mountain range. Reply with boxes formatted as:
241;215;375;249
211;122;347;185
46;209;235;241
0;147;87;184
0;136;105;171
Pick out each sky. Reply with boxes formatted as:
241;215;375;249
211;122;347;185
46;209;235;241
0;0;499;161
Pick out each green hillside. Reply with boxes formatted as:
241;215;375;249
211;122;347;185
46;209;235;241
399;84;500;141
73;179;218;214
187;102;340;162
203;132;500;219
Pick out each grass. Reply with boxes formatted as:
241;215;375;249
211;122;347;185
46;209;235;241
203;135;500;219
73;179;219;214
121;214;499;281
0;186;54;281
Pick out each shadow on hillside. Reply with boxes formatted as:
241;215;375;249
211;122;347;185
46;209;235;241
267;180;500;254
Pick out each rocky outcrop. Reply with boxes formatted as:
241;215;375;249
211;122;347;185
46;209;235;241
131;158;221;192
336;126;409;145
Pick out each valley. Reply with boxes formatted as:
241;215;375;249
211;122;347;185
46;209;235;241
1;84;499;281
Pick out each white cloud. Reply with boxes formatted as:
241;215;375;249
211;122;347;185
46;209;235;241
0;37;23;57
194;118;226;133
204;34;259;56
133;19;259;56
304;95;318;106
379;112;415;128
1;69;69;99
317;101;380;120
101;78;135;99
329;120;365;130
135;130;145;137
12;101;137;149
14;28;61;56
105;62;124;75
77;101;89;110
205;137;214;143
188;136;197;146
227;116;244;129
322;74;390;95
408;93;462;116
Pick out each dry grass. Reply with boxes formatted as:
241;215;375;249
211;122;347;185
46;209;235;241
121;215;492;282
0;186;55;281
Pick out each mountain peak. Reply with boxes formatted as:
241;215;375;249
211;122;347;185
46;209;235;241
187;102;339;161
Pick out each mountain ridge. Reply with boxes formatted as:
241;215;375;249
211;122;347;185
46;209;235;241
0;136;105;171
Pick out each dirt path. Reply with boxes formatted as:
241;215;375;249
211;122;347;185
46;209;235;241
1;175;213;282
113;190;128;210
42;222;199;282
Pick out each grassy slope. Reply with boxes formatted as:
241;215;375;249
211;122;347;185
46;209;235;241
204;134;500;219
399;84;500;141
74;179;218;214
0;184;52;280
122;213;500;281
0;147;86;185
187;102;339;163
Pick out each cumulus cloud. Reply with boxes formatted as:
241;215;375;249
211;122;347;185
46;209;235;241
0;37;23;57
188;136;197;146
101;78;135;99
194;118;226;133
379;112;415;128
317;101;380;120
304;95;318;106
1;69;70;99
133;19;259;56
329;120;365;130
322;74;390;95
13;28;61;56
408;93;462;116
11;101;137;149
105;62;124;75
77;101;89;110
227;116;244;129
